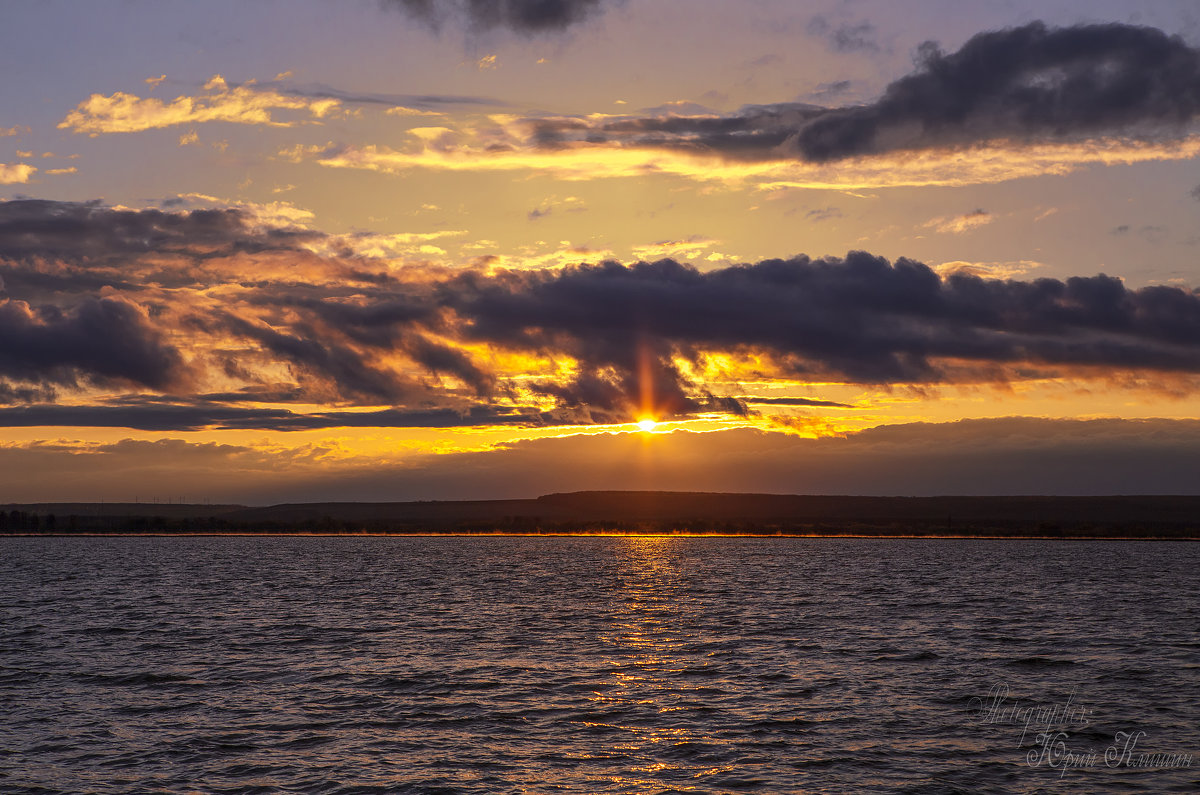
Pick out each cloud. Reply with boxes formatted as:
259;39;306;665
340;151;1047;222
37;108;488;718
740;396;852;408
804;206;842;222
5;417;1199;503
272;81;505;111
0;198;316;268
807;16;881;54
1110;223;1169;244
408;417;1200;498
482;417;1200;497
595;19;1200;165
527;195;586;220
629;236;719;261
0;402;551;432
810;80;853;100
292;116;1200;192
0;382;56;405
441;253;1200;408
935;260;1045;279
290;22;1200;189
204;308;437;404
0;297;184;389
8;200;1200;430
0;163;35;184
59;75;343;135
385;106;445;118
923;209;993;235
389;0;611;35
796;21;1200;161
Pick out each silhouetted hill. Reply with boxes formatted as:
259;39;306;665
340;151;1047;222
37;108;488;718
534;491;1200;524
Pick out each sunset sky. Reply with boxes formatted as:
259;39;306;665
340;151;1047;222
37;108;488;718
4;0;1200;503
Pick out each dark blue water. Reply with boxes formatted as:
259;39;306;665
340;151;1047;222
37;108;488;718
1;537;1197;793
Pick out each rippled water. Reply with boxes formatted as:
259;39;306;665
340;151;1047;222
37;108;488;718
1;537;1197;794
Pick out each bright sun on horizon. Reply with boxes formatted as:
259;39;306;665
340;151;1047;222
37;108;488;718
637;419;658;433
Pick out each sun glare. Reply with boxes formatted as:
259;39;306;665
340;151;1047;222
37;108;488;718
637;418;657;432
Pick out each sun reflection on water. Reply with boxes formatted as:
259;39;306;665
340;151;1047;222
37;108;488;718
582;537;740;786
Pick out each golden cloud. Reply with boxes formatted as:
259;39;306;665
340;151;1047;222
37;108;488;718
630;236;721;261
283;126;1200;190
922;210;993;235
0;163;36;183
935;260;1046;279
59;75;343;135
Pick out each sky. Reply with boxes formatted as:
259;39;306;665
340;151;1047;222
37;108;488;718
4;0;1200;503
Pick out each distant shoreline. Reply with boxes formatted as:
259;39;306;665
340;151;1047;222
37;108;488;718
3;532;1198;540
3;491;1199;539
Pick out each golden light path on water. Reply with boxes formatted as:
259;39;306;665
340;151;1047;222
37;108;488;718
586;538;737;788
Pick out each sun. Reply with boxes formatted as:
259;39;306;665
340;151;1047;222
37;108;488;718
637;418;657;432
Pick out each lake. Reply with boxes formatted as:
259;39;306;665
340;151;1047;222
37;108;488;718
2;537;1197;793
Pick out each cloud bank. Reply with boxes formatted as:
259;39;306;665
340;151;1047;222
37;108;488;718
3;418;1200;502
289;22;1200;188
536;21;1200;163
3;199;1200;429
797;21;1200;161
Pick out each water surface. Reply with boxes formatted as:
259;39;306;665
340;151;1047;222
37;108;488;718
2;537;1197;793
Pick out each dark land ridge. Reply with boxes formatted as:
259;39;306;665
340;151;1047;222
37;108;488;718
1;492;1199;537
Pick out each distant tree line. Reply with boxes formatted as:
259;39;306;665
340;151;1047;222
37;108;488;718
0;510;60;531
0;509;1196;538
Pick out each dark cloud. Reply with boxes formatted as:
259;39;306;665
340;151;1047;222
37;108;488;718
0;199;314;267
799;21;1200;161
0;402;551;431
811;80;853;100
390;0;610;34
444;254;1200;392
513;22;1200;163
275;82;506;110
9;199;1200;428
205;310;422;404
807;16;880;54
0;382;56;404
0;297;184;389
741;396;852;408
546;102;826;161
1110;223;1169;243
804;206;842;222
